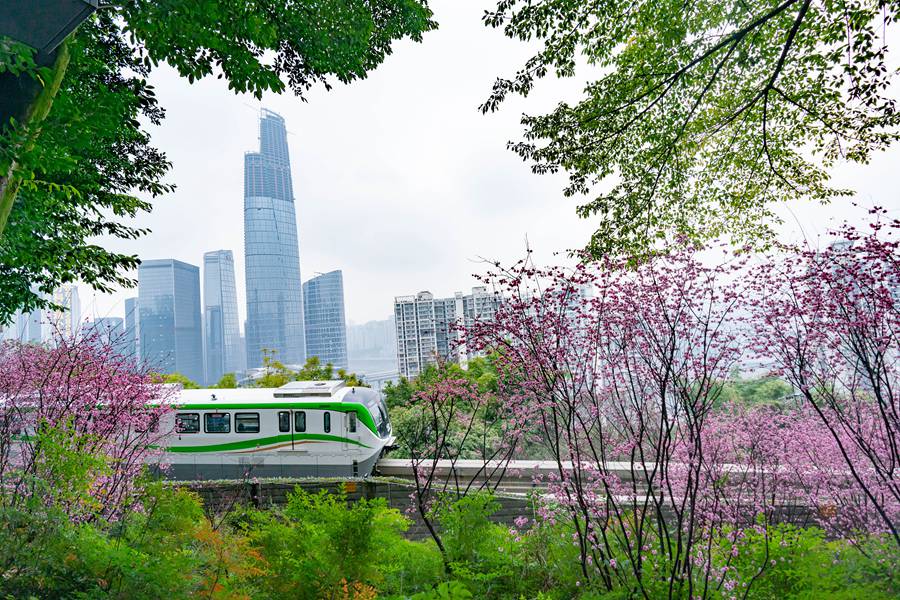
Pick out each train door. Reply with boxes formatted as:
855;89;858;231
343;410;360;451
278;410;293;450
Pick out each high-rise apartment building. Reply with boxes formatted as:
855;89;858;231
303;270;348;369
243;109;305;368
203;250;241;384
138;259;203;383
124;296;139;363
393;286;501;378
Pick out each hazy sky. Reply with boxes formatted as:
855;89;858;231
78;1;900;328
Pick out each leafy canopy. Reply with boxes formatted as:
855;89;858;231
122;0;436;99
483;0;899;257
0;16;168;324
255;350;369;388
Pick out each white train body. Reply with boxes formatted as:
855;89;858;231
149;380;393;480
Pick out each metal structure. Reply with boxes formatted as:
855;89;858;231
1;0;99;57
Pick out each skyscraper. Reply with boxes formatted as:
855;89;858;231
124;296;139;363
47;284;80;339
138;259;203;383
203;250;241;384
303;270;348;369
243;109;305;368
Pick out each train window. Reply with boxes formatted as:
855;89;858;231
294;411;306;433
204;412;230;434
323;412;331;433
348;412;357;433
278;411;290;433
175;413;199;433
235;413;260;433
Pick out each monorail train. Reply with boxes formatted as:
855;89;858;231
148;380;394;480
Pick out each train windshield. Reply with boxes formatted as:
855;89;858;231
359;390;391;438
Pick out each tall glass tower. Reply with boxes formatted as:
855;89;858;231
203;250;241;384
124;296;139;363
138;259;203;383
244;109;305;368
302;270;348;369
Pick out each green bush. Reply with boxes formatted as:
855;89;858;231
0;478;896;599
240;487;441;599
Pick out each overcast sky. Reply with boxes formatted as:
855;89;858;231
78;1;900;328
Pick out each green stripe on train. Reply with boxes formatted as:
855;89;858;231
174;402;378;435
165;433;370;453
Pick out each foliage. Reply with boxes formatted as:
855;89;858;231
255;351;369;388
213;373;238;389
0;335;172;520
120;0;436;99
0;15;168;326
237;487;439;599
0;475;896;599
295;355;368;387
156;372;201;389
482;0;900;256
720;373;795;407
384;356;500;409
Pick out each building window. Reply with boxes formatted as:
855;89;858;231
278;411;290;432
235;413;260;433
204;413;231;434
175;413;200;434
349;412;357;433
295;411;306;433
323;411;331;433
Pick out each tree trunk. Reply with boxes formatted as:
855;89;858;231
0;40;70;238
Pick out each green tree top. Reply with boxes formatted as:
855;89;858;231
483;0;899;257
154;372;200;389
255;351;369;388
120;0;435;100
213;373;238;389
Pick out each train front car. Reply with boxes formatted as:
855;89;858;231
150;380;394;480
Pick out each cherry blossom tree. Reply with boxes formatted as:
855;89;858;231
752;210;900;546
0;332;172;520
467;245;759;597
398;368;523;569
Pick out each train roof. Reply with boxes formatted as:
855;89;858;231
159;380;371;407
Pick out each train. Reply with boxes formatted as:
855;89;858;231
147;380;394;480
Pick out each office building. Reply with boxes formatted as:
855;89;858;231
138;259;203;383
203;250;241;384
303;270;348;369
243;109;305;368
